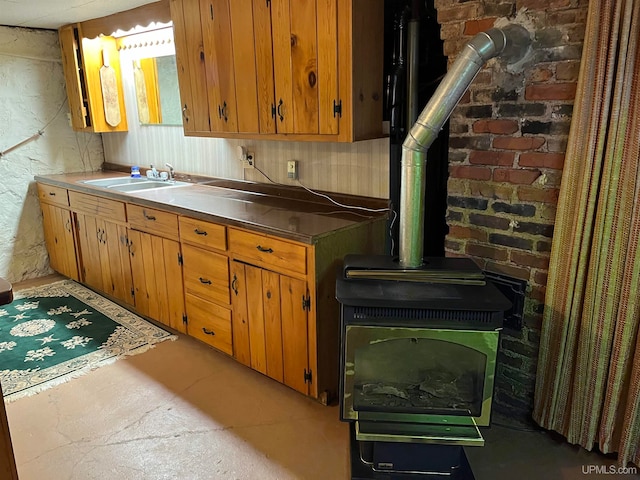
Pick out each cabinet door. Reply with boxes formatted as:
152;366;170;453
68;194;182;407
230;260;251;367
271;0;338;135
129;230;186;333
59;25;89;130
170;0;212;133
40;203;79;281
279;274;309;395
262;269;284;383
74;213;133;305
200;0;238;133
229;0;260;133
74;213;103;291
252;0;277;134
102;221;134;305
230;260;309;393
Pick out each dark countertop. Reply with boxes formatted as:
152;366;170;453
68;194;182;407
35;171;388;244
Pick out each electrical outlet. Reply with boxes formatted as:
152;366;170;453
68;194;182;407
244;151;255;169
287;160;298;180
238;146;254;169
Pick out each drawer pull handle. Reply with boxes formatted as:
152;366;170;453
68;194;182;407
194;228;208;236
49;192;56;196
199;277;212;285
143;211;156;221
256;245;273;253
202;327;215;336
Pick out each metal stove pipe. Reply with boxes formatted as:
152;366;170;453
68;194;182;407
399;24;531;268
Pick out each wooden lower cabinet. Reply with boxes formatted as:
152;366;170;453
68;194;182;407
180;239;233;354
181;244;229;305
128;229;186;333
230;260;310;395
184;293;233;355
40;203;79;281
37;183;386;404
74;212;133;306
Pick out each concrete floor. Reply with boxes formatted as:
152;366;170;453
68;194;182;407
3;277;637;479
5;335;637;480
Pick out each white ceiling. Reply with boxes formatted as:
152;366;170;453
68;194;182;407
0;0;159;30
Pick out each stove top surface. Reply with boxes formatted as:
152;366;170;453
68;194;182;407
336;254;511;312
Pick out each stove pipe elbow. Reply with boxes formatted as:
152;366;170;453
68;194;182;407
398;25;531;268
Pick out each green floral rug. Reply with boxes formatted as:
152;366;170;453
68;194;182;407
0;279;175;402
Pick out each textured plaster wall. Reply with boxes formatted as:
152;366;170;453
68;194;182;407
0;26;104;283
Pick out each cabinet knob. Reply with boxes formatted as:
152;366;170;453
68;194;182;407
256;245;273;253
199;277;212;285
194;228;208;236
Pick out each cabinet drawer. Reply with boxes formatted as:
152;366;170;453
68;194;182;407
37;184;69;207
228;228;306;275
179;216;226;251
182;244;229;305
127;204;179;240
69;190;125;222
185;293;233;356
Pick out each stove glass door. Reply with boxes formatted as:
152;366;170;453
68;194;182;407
342;326;499;427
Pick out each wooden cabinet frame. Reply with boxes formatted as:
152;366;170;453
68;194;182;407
170;0;383;142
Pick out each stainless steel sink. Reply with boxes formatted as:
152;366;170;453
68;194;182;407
82;177;190;192
109;181;189;192
83;177;151;187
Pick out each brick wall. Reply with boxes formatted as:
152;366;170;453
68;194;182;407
434;0;589;422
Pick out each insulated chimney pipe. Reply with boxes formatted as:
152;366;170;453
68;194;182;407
399;24;532;268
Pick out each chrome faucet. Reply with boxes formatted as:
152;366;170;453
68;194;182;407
148;164;159;179
165;163;175;182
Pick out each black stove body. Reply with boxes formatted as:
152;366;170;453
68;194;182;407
336;254;510;479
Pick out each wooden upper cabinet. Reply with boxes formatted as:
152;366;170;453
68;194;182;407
58;24;128;133
200;0;238;133
272;0;328;135
169;0;383;142
170;0;211;133
229;0;261;134
253;0;277;134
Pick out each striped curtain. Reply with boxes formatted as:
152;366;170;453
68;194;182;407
533;0;640;466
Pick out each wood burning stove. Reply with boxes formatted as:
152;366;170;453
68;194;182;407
336;254;510;478
343;23;528;476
